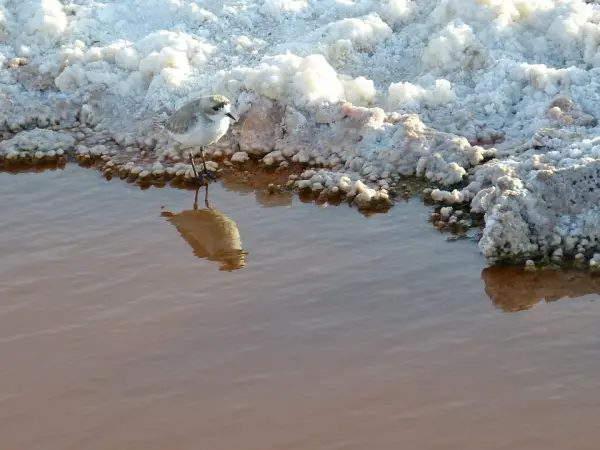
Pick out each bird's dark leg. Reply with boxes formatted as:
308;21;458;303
198;147;216;180
204;183;211;209
193;187;200;210
188;150;204;186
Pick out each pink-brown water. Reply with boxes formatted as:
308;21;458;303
2;165;600;450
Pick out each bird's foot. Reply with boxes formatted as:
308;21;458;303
192;173;207;186
189;151;216;185
203;170;217;181
192;170;216;186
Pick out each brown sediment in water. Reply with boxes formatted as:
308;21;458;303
3;165;600;450
0;159;67;173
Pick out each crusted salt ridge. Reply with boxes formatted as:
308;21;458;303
472;157;600;262
226;94;493;182
434;95;600;262
0;129;73;161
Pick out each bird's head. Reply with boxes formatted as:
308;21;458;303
219;251;247;271
202;94;237;122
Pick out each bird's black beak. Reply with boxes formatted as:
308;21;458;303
226;112;237;121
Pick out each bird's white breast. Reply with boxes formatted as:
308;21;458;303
172;117;231;148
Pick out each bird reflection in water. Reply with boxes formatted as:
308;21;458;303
161;186;247;271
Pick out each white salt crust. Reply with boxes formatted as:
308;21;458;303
2;0;600;261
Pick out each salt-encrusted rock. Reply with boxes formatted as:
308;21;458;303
439;206;454;220
348;180;392;209
431;188;469;204
474;159;600;261
545;95;596;128
236;97;284;156
0;128;76;157
231;151;249;163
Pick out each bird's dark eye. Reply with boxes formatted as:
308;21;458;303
213;106;219;111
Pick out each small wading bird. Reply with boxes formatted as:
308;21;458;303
161;185;247;271
164;94;237;185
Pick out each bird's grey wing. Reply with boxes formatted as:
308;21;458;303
165;99;203;134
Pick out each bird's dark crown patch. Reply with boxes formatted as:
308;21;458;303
209;94;230;104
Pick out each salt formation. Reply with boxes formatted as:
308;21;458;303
293;169;392;210
0;129;72;163
3;0;600;262
230;151;250;163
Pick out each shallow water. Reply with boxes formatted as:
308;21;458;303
2;165;600;450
